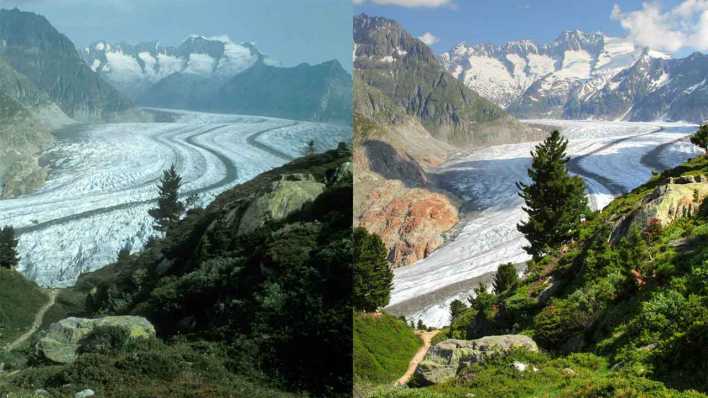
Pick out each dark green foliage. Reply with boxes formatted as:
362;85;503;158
690;124;707;153
449;299;467;320
78;149;353;397
517;130;589;259
353;228;393;312
13;339;301;398
493;263;519;293
0;225;19;269
77;326;131;355
353;312;421;384
305;139;317;156
148;164;185;234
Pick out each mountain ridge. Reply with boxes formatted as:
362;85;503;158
442;29;708;122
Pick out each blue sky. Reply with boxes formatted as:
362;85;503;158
354;0;703;57
1;0;352;71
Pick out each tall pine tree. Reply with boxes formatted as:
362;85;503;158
353;227;393;312
517;130;588;259
0;226;19;269
148;164;185;234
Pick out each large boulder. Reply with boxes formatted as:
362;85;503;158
415;335;539;385
237;174;325;235
36;316;156;364
611;177;707;242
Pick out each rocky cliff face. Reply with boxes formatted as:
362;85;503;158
354;14;538;147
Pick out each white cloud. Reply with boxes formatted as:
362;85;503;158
353;0;453;8
611;0;708;53
418;32;439;46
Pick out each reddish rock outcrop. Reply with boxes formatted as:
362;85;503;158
358;180;458;266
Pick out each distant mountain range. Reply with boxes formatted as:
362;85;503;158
442;31;708;122
83;36;352;123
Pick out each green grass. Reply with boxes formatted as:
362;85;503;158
369;351;706;398
0;268;48;347
354;312;421;384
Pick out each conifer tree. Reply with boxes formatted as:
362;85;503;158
449;299;467;320
690;124;707;154
517;130;588;259
0;226;19;269
493;263;518;293
353;227;393;312
305;140;316;156
148;164;185;234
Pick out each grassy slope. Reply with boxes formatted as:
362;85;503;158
0;268;48;347
380;156;708;398
354;312;421;385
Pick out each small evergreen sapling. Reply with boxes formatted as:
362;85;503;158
493;263;519;294
148;164;185;234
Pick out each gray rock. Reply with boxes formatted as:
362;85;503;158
75;389;95;398
34;389;50;396
36;316;156;364
415;335;539;385
237;179;325;235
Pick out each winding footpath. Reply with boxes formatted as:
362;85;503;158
4;289;57;352
396;330;439;386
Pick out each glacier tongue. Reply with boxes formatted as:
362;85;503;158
390;120;700;328
0;109;351;287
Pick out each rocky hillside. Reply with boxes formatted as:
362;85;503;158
443;30;708;122
354;14;539;147
214;59;352;123
0;8;139;122
1;148;353;397
380;155;708;397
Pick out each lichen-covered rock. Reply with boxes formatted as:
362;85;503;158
415;335;539;385
612;178;707;242
36;316;155;364
237;176;325;235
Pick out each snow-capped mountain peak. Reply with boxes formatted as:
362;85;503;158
83;35;264;99
441;30;670;112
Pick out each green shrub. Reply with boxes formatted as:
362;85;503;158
77;325;131;355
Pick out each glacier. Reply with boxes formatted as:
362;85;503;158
0;109;351;287
387;120;702;328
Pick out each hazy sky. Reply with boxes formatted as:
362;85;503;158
354;0;703;58
1;0;352;70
